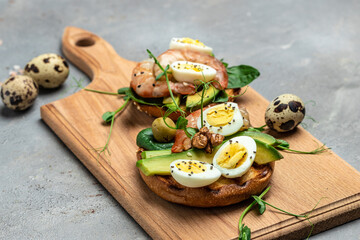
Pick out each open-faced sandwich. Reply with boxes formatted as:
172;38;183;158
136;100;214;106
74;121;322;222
129;37;259;120
129;37;285;207
136;102;283;207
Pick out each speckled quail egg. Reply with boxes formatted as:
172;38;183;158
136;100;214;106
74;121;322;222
24;53;69;88
265;94;305;132
1;75;39;110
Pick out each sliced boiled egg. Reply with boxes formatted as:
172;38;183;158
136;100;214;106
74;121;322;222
170;61;216;84
213;136;256;178
170;159;221;188
169;37;213;55
197;102;244;136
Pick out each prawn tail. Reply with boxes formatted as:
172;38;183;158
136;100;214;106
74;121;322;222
171;130;192;153
172;82;196;95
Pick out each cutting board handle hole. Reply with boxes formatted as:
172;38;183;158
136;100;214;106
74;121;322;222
76;38;95;47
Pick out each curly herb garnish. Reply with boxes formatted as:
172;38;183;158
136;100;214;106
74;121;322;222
239;186;325;240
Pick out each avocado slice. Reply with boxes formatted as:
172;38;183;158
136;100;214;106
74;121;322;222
186;85;220;110
136;139;282;176
141;149;172;159
137;148;217;176
253;139;283;165
227;131;277;146
163;95;181;111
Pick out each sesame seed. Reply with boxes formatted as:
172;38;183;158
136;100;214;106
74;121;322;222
229;140;232;143
202;169;205;172
220;126;222;129
171;170;173;173
233;119;235;122
210;166;213;170
134;73;136;76
228;155;231;158
226;173;229;176
191;171;193;174
228;122;231;125
215;111;217;114
137;85;141;88
188;174;191;176
250;156;253;159
226;152;228;154
178;168;181;171
152;83;155;87
225;107;227;110
177;163;180;165
253;151;256;153
236;141;239;143
140;72;144;74
171;166;174;168
232;107;235;110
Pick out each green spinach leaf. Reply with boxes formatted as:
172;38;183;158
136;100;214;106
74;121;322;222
213;90;229;103
227;65;260;89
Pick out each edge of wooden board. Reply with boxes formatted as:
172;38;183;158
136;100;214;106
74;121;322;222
40;101;360;240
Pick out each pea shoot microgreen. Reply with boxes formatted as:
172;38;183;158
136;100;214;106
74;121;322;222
239;186;325;240
247;123;329;154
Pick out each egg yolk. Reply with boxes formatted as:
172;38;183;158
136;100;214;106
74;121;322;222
174;161;206;173
175;63;204;72
178;37;205;47
216;142;247;169
206;104;234;127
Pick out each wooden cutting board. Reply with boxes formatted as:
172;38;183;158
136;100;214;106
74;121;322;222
40;27;360;240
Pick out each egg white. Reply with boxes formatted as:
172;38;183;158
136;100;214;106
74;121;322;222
197;102;243;136
170;61;216;84
169;37;213;55
170;159;221;188
213;136;256;178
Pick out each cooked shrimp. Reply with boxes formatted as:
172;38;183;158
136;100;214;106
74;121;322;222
171;104;250;153
130;59;196;98
154;49;228;90
171;107;203;153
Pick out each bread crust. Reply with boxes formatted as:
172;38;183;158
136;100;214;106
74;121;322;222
133;88;241;121
137;149;275;207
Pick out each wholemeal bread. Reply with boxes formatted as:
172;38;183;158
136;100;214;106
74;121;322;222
136;149;275;207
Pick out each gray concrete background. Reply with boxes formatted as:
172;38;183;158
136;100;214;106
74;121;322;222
1;0;359;239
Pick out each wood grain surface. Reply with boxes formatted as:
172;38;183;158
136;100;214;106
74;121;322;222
40;27;360;240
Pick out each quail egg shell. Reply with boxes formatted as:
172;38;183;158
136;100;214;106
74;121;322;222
169;37;213;55
24;53;69;88
170;159;221;188
197;102;244;136
0;75;39;111
170;61;216;84
213;136;256;178
265;94;306;132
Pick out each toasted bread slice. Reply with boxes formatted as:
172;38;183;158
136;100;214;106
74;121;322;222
137;150;275;207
